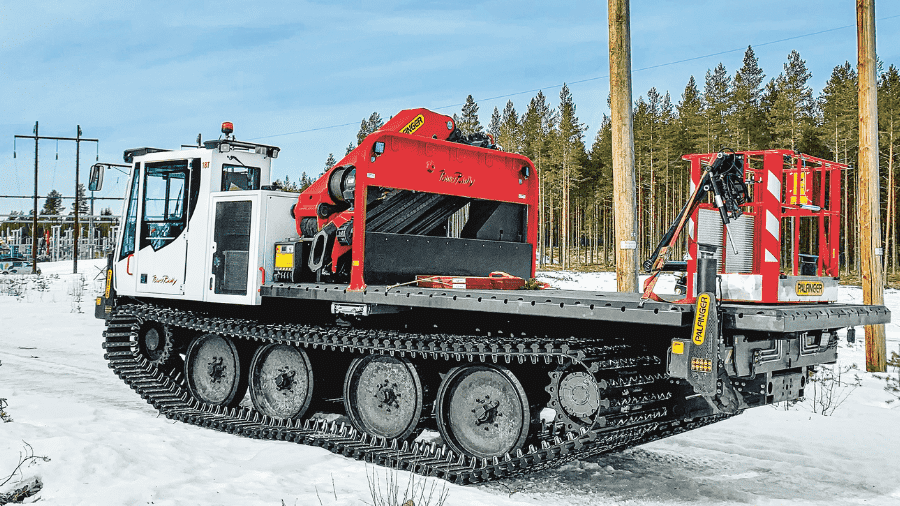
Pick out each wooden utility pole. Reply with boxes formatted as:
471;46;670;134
608;0;638;292
857;0;887;372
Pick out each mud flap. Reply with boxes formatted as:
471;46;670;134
668;291;747;414
687;293;718;395
95;254;116;320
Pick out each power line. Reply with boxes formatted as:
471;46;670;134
248;121;359;141
249;13;900;142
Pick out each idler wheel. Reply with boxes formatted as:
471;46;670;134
185;334;247;407
249;344;314;420
343;355;423;440
137;322;175;369
435;364;531;459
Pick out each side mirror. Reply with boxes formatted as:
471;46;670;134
89;164;105;191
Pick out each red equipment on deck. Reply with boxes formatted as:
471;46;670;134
290;108;539;292
682;150;846;303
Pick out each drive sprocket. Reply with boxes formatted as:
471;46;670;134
136;320;177;370
546;366;609;432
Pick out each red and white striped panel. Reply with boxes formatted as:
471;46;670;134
760;152;784;301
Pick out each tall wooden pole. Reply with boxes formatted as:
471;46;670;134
857;0;887;372
608;0;638;292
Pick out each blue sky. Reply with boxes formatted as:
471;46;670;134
2;0;900;215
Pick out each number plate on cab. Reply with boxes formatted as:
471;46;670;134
795;280;824;296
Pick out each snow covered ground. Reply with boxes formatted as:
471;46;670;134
1;261;898;505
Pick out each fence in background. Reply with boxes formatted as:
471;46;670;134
1;213;120;261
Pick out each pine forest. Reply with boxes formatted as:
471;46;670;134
398;47;900;280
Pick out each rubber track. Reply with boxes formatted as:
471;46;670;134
102;304;730;484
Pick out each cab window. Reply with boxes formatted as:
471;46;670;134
141;160;190;251
222;164;260;191
119;164;141;260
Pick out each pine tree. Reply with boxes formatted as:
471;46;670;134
299;172;314;192
552;84;586;269
768;50;815;150
675;76;704;156
821;61;858;274
634;88;671;258
642;88;677;253
42;190;63;216
588;116;613;264
821;62;858;162
729;46;766;150
71;183;89;215
633;95;651;257
458;95;483;136
355;119;368;147
702;62;731;152
369;112;384;131
324;153;337;171
279;175;300;192
657;91;681;255
879;64;900;274
345;142;355;156
498;100;520;153
488;107;501;141
521;91;557;265
356;112;385;146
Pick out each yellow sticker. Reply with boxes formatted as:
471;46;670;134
96;297;102;306
795;280;824;296
692;293;711;346
352;260;360;266
401;114;425;135
275;251;294;269
672;341;684;355
104;269;113;299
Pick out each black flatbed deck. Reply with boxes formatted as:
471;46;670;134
261;283;890;333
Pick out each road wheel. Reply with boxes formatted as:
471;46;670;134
248;344;314;420
343;355;423;440
435;364;530;459
185;333;247;407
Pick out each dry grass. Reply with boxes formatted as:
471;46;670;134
365;463;449;506
0;442;50;505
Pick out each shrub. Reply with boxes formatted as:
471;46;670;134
804;364;862;416
366;463;449;506
882;346;900;404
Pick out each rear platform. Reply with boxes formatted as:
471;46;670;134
261;282;890;331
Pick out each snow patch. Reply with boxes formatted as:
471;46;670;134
0;263;898;505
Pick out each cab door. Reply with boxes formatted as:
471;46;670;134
205;193;259;304
133;159;196;296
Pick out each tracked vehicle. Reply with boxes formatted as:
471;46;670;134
92;109;889;483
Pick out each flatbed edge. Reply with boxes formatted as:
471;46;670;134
261;283;890;332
